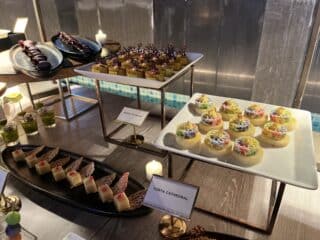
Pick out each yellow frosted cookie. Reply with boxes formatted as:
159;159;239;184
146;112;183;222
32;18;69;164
194;95;215;115
176;122;201;149
219;99;242;121
198;109;223;133
244;104;267;126
232;136;263;166
227;115;255;139
258;122;289;147
201;129;232;157
270;107;296;131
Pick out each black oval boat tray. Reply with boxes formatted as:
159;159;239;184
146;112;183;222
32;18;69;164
2;145;151;217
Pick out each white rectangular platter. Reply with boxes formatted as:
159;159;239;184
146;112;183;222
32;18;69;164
154;93;318;190
74;52;203;89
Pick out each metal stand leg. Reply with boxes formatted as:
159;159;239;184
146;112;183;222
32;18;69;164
66;79;72;95
179;159;194;181
167;153;172;178
190;65;194;97
266;182;286;234
55;80;98;121
137;87;141;109
58;80;69;120
167;152;285;234
25;83;35;109
95;79;107;138
160;88;166;129
268;180;278;221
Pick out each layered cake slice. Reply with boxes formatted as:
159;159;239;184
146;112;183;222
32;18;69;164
52;165;66;182
66;170;82;188
35;160;51;175
12;149;25;162
83;176;97;194
50;156;71;182
98;184;113;203
113;192;131;212
25;154;39;168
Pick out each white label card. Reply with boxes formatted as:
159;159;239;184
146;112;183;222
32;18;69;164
116;107;149;127
0;167;8;194
142;175;199;220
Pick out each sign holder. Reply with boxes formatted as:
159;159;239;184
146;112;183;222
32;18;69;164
159;214;187;238
0;167;21;213
116;107;149;146
126;125;144;146
143;175;199;238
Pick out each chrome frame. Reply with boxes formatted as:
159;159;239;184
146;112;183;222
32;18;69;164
168;152;286;234
93;66;195;157
55;79;98;121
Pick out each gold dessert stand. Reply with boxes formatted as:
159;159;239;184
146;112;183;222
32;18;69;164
0;194;22;214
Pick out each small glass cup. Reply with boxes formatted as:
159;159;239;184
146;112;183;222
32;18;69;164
0;119;7;131
1;122;19;146
20;113;38;136
39;108;56;128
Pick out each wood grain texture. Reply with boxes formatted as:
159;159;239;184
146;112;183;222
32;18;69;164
183;161;271;229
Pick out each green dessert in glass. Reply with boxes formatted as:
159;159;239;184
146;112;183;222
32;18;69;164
0;119;7;130
21;113;38;136
1;123;19;146
39;108;56;128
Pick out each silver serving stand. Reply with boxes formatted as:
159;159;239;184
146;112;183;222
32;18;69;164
153;93;318;234
74;52;203;157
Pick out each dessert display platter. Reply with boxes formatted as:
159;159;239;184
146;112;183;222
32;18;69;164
154;93;318;190
2;145;151;217
74;52;203;90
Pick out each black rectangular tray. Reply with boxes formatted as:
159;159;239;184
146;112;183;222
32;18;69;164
2;145;151;217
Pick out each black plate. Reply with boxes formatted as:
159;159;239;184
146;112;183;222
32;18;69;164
2;145;151;217
51;33;101;62
9;43;64;78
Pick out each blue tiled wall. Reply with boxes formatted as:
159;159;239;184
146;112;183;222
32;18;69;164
312;113;320;132
66;76;320;133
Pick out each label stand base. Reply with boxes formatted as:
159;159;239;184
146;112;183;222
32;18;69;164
159;215;187;238
0;194;22;214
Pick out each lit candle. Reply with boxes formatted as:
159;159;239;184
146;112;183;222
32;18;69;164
95;29;107;45
145;160;163;181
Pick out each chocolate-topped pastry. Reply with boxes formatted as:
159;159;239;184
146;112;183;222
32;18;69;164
19;40;51;72
91;43;190;81
58;31;91;55
37;61;51;71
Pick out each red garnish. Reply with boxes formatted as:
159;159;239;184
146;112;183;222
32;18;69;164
54;166;62;171
69;171;76;176
116;193;125;200
101;186;108;192
39;160;46;166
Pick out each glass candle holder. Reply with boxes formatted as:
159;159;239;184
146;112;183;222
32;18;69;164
145;160;163;181
1;122;19;146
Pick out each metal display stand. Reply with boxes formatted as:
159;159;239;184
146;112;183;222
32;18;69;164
167;152;286;234
76;56;285;234
78;60;201;157
55;79;98;121
25;80;98;121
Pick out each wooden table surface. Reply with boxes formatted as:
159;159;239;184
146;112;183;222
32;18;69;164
1;88;320;240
